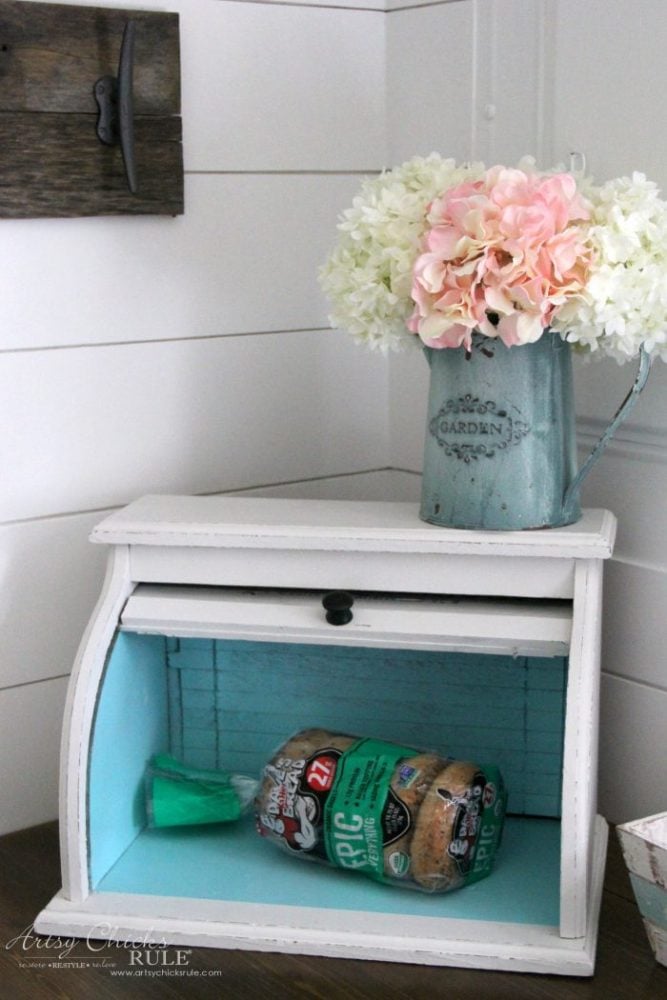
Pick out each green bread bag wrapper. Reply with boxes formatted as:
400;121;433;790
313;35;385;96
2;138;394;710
255;728;507;892
145;754;258;828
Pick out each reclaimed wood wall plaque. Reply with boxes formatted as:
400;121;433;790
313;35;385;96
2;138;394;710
0;1;183;217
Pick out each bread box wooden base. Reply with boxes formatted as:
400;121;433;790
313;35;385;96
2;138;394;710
35;496;617;976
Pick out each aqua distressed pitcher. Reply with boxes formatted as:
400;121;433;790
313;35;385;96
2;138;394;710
420;332;651;531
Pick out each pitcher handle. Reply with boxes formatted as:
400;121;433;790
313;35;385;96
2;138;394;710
562;346;652;518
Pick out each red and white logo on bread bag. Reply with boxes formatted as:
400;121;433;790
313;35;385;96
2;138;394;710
483;782;496;808
305;753;338;792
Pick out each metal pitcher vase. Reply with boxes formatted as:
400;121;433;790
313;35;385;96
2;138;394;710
420;332;651;530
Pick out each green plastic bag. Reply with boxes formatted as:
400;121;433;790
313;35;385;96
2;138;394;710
145;754;257;828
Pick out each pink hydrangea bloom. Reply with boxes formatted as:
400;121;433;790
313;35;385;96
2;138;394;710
408;166;593;349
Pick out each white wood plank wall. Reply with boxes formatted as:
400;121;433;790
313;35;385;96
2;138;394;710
546;4;667;832
386;0;667;824
2;0;665;834
0;0;388;833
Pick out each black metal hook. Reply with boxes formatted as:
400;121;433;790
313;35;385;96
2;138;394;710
94;21;137;194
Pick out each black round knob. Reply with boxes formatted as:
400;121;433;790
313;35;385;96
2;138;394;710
322;591;354;626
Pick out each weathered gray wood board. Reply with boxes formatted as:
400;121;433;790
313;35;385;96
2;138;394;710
0;1;183;217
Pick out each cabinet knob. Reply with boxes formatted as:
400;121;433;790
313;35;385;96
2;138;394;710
322;591;354;626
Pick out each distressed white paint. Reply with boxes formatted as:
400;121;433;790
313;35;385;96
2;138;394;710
644;921;667;967
617;812;667;886
90;493;615;557
559;559;603;938
90;497;613;602
121;583;573;656
130;545;579;598
35;820;607;973
36;496;613;973
617;812;667;966
59;546;134;901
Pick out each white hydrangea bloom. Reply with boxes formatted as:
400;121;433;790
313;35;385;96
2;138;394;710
551;173;667;361
321;156;667;362
319;155;485;351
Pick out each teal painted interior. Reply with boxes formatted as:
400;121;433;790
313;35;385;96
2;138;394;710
89;630;567;918
168;637;567;817
88;632;169;889
97;815;561;926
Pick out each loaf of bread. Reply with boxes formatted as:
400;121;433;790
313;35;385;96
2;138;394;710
254;728;506;892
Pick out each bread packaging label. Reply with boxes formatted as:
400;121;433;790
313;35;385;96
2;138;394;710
255;728;507;892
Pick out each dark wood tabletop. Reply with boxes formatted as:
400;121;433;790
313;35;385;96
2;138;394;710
1;821;665;999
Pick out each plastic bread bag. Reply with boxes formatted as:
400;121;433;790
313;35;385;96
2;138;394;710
254;728;507;892
145;753;258;828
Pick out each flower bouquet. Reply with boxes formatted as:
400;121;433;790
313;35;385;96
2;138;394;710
319;156;667;530
320;154;667;362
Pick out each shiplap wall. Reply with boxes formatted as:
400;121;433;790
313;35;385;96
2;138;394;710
386;0;667;825
3;0;664;836
0;0;389;834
